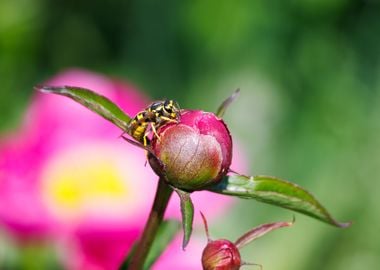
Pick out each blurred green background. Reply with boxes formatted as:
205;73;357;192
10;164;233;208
1;0;380;269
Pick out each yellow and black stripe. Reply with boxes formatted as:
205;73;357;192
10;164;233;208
127;99;181;146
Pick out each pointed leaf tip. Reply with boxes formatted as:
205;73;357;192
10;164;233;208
33;85;131;130
34;85;64;93
208;174;351;228
34;84;44;92
175;189;194;250
335;220;352;228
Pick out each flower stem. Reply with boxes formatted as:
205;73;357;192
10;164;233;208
128;178;173;270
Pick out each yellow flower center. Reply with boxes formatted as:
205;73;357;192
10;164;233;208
40;142;144;223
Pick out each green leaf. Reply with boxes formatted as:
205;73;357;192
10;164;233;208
36;85;131;131
175;189;194;250
145;220;181;269
208;174;351;228
119;220;180;270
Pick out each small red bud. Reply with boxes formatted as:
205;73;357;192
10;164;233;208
199;212;292;270
150;110;232;190
202;239;242;270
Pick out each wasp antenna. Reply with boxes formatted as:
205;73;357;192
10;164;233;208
216;88;240;118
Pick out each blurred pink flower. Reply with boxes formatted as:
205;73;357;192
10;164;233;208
0;69;246;269
152;235;205;270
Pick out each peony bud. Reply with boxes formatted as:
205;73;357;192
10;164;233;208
150;110;232;190
200;211;294;270
202;239;242;270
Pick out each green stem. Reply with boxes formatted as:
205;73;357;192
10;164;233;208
128;178;173;270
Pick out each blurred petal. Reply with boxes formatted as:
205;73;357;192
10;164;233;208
153;235;204;270
0;69;246;269
0;70;153;240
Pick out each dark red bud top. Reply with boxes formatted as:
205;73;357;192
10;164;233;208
202;239;242;270
150;110;232;190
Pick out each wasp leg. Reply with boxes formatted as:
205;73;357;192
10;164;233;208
121;135;154;155
141;132;152;166
160;116;178;123
150;123;161;141
121;135;164;169
143;134;149;147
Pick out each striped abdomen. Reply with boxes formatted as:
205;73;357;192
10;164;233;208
128;111;155;145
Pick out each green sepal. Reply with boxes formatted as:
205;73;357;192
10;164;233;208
36;85;131;130
216;88;240;118
175;188;194;250
234;218;294;249
208;174;351;228
119;220;180;270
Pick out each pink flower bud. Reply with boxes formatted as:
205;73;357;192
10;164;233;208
150;110;232;190
202;239;241;270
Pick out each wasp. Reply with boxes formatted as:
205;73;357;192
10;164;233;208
127;99;181;146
